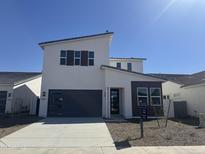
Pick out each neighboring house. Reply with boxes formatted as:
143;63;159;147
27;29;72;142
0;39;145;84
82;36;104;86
38;32;164;118
0;72;42;115
152;71;205;117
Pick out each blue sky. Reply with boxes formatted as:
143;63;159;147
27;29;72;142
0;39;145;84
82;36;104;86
0;0;205;74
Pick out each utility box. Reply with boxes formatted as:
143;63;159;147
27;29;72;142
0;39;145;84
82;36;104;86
173;101;187;118
199;113;205;128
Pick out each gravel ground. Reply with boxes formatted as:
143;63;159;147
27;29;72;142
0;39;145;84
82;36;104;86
106;118;205;147
0;114;42;138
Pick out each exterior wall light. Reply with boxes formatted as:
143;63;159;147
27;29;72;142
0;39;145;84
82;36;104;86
8;93;12;97
42;91;46;97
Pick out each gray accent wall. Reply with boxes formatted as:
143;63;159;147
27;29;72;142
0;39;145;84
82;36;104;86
131;81;164;117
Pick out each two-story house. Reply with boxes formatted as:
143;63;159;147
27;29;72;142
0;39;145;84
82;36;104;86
38;32;164;119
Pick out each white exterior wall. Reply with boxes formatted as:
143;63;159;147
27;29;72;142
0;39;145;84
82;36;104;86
104;68;163;118
162;81;185;101
0;84;13;113
13;76;42;115
109;59;144;73
183;85;205;116
162;81;205;117
39;35;112;117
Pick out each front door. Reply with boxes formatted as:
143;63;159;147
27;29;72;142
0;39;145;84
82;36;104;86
110;89;119;114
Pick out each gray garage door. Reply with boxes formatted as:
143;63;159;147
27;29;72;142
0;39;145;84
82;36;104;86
0;91;7;114
48;90;102;117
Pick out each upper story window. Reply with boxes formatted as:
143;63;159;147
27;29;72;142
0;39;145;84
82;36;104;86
88;51;94;66
60;50;67;65
74;51;81;65
127;63;132;71
60;50;94;66
116;62;121;69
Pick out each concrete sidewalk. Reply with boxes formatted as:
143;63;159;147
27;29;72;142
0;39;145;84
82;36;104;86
0;146;205;154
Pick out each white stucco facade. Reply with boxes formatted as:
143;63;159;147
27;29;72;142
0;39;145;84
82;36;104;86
183;85;205;116
13;76;42;115
109;58;144;73
162;81;205;117
39;34;113;117
162;81;185;101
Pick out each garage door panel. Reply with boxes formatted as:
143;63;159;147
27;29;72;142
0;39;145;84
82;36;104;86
62;91;102;117
48;90;102;117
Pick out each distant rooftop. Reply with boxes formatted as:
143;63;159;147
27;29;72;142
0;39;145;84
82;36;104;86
151;71;205;87
0;72;41;85
39;32;114;47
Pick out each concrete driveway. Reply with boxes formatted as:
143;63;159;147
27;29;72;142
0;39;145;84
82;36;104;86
0;118;115;148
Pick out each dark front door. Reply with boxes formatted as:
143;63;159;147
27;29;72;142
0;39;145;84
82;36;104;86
0;91;7;114
110;89;120;114
36;97;40;115
48;90;102;117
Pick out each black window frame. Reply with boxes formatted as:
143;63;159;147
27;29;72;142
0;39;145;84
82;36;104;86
60;50;95;66
137;87;148;106
150;88;161;106
60;50;67;65
116;62;121;69
127;62;132;71
74;51;81;66
88;51;94;66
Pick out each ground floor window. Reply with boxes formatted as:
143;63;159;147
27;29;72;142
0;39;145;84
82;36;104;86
136;87;162;106
150;88;161;106
137;87;148;106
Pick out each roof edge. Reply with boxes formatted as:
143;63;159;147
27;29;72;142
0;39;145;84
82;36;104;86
101;65;165;81
14;74;42;86
0;72;41;74
39;32;114;47
110;57;147;61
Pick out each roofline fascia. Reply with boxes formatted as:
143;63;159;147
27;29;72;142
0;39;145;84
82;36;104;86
14;74;42;86
0;83;14;86
39;32;114;48
109;57;147;61
101;65;165;82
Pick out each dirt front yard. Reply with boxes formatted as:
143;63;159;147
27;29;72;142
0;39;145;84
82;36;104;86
0;114;42;138
106;118;205;148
